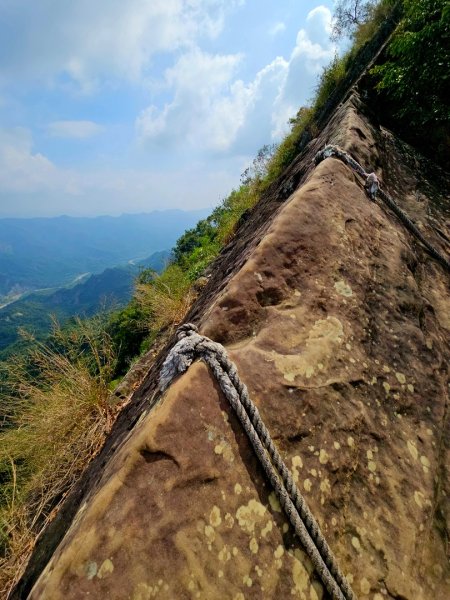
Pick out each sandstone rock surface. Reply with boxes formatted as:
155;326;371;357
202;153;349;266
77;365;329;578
28;96;449;600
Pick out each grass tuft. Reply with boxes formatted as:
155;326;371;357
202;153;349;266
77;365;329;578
134;265;194;332
0;317;119;596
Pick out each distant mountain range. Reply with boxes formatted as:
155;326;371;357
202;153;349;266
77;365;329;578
0;210;208;300
0;251;170;357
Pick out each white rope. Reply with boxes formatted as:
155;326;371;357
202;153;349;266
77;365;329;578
159;323;357;600
315;145;450;272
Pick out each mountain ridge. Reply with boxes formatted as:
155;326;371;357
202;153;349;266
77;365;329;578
0;250;169;358
0;210;208;299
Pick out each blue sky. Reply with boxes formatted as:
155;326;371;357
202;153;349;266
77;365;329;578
0;0;339;218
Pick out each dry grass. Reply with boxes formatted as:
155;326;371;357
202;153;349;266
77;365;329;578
0;317;120;597
134;264;194;332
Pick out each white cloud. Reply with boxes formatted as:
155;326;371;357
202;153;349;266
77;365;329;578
0;128;79;194
137;48;246;151
137;5;335;152
271;6;335;138
0;127;240;217
269;22;286;37
0;0;242;90
47;120;103;139
0;3;336;218
306;5;333;44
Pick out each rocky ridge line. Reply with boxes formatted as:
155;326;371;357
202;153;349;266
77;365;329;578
24;92;450;599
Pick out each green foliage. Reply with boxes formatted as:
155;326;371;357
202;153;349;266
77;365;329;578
313;55;348;113
240;144;277;186
214;185;260;244
331;0;375;41
173;217;221;278
173;174;264;281
264;107;314;184
372;0;450;127
120;164;268;361
351;0;398;49
106;300;146;375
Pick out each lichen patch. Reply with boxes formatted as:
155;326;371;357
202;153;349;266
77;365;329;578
204;525;215;545
407;440;418;461
395;372;406;384
274;317;344;383
236;499;268;535
214;440;234;464
224;513;234;529
209;506;222;528
292;557;310;593
249;538;259;554
334;280;353;297
97;558;114;579
274;545;284;559
351;536;361;552
414;491;425;508
291;455;303;484
268;492;281;513
218;545;231;562
360;577;371;594
261;519;273;538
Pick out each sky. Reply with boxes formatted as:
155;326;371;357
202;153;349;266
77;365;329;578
0;0;340;218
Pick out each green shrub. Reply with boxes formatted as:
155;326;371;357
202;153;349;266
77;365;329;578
265;107;314;183
313;55;348;113
351;0;398;50
107;301;147;375
372;0;450;128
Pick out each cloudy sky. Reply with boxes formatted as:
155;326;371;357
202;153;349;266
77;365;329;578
0;0;339;218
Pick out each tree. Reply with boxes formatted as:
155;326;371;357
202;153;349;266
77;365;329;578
372;0;450;128
331;0;374;41
240;144;277;186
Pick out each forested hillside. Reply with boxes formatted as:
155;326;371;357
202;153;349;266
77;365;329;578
0;210;206;301
0;251;169;358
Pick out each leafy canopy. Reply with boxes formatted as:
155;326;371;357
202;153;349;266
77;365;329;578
372;0;450;127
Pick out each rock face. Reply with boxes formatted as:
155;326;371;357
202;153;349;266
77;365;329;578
26;94;449;600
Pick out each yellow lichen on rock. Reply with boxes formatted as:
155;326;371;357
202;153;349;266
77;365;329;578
235;499;268;535
209;506;222;528
97;559;114;579
334;280;353;297
274;317;344;383
407;440;418;461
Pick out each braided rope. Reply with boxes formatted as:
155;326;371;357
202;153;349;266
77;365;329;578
315;145;450;273
159;323;357;600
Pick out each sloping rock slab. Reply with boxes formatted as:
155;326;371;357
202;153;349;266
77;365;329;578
30;103;449;599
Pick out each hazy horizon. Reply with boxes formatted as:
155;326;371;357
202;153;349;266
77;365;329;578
0;207;210;221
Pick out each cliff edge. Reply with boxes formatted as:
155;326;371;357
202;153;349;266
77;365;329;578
23;90;450;599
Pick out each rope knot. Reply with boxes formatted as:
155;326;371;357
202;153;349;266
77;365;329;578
176;323;198;340
365;172;379;200
314;144;337;165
